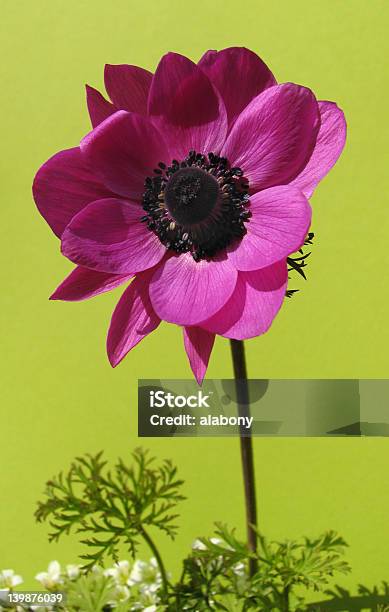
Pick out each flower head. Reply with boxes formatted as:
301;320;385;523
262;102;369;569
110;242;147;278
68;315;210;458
0;569;23;589
65;564;80;581
129;558;162;595
113;584;130;603
35;561;63;590
33;48;346;382
192;539;207;551
104;559;131;586
104;559;161;609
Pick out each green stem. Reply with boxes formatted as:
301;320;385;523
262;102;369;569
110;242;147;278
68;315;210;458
283;584;290;612
138;525;169;597
229;339;258;577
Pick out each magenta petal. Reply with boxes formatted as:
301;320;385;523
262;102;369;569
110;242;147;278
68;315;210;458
81;111;169;199
222;83;320;192
228;186;312;271
107;269;160;367
33;147;113;238
61;198;166;274
50;266;131;301
198;47;276;128
289;101;347;198
149;252;237;326
104;64;152;114
148;52;227;159
202;262;288;340
86;85;117;128
183;326;215;384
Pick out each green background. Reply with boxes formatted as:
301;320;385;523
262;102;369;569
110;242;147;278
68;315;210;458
1;0;389;592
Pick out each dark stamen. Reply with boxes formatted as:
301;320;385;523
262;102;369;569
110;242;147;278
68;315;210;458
141;151;251;262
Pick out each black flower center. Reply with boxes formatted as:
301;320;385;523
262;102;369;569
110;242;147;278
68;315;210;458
141;151;251;262
164;167;219;225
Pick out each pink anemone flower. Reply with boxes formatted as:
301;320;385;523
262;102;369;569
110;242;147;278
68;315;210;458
33;47;346;383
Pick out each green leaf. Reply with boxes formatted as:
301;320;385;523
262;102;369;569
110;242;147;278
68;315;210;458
35;448;185;570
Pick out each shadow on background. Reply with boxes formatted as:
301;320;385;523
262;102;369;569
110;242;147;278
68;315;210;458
306;380;361;436
308;582;389;610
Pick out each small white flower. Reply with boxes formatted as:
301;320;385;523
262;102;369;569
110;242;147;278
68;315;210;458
138;589;160;610
141;581;160;596
104;560;131;586
0;569;23;588
129;558;161;593
35;561;63;589
65;564;80;580
232;561;245;577
143;606;157;612
210;537;234;551
114;584;130;602
129;560;147;585
192;539;207;551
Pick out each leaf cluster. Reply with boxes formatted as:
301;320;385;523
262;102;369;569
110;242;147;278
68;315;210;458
34;449;363;612
248;530;351;611
168;525;351;611
35;448;185;570
170;524;249;610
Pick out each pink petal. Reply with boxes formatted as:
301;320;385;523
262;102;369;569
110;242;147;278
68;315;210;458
80;111;169;199
50;266;131;301
289;101;347;198
33;147;114;238
61;198;166;274
86;85;117;128
183;326;215;384
222;83;320;193
104;64;152;114
198;47;276;128
107;269;160;367
228;186;312;271
201;262;288;340
149;252;237;326
148;52;227;159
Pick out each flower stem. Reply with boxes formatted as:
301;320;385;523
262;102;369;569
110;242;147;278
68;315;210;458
283;585;290;612
229;339;258;576
138;524;169;596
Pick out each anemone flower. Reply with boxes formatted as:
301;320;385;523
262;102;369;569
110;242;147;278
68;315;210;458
33;47;346;384
33;47;346;576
